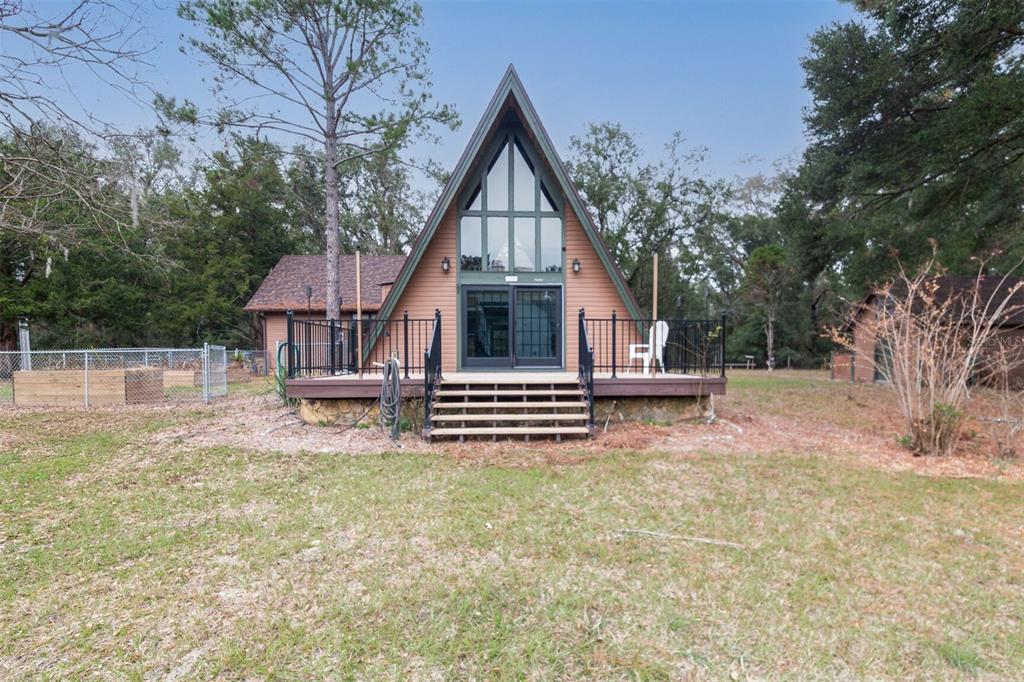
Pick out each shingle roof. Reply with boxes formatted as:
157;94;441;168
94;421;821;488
863;275;1024;327
244;254;407;313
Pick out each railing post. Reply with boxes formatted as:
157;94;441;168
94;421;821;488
435;309;442;379
720;313;727;378
329;319;337;374
610;310;617;379
286;310;294;378
403;310;410;379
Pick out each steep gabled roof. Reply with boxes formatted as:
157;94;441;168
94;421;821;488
244;254;406;313
377;65;643;322
853;275;1024;328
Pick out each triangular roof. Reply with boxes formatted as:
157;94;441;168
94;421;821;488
377;65;643;322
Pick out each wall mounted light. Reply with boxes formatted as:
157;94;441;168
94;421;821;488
571;257;581;274
441;256;451;273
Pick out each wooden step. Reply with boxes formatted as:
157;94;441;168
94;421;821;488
429;426;591;437
437;389;582;398
432;413;588;422
440;373;578;385
433;401;588;410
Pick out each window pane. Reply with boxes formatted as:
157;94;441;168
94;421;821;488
466;289;509;359
460;216;481;271
465;183;481;211
513;139;535;211
486;142;508;211
486;216;508;271
540;217;562;272
513;217;535;271
540;181;557;212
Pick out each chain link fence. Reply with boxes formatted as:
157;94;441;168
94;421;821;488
0;345;228;408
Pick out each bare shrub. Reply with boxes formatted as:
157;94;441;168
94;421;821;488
832;252;1024;456
977;343;1024;458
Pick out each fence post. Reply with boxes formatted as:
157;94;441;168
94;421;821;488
720;313;727;378
83;350;90;408
403;309;410;379
203;342;210;404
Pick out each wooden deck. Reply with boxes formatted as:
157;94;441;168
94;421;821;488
286;371;726;400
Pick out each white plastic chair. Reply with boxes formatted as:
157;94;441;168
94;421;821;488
627;320;669;375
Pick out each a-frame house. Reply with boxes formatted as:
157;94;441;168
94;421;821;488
283;66;726;439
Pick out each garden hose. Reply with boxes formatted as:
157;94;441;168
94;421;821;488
378;356;402;441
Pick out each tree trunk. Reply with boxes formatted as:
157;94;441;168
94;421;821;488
765;313;776;371
324;95;341;323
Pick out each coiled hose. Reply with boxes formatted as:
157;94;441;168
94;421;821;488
378;356;402;441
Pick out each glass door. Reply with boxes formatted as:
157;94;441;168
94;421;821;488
513;286;561;367
463;287;512;367
462;285;562;369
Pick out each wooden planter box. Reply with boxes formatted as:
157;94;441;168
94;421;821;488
14;367;164;407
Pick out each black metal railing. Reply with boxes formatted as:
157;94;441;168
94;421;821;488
423;309;442;432
578;308;595;427
286;310;436;379
583;311;726;377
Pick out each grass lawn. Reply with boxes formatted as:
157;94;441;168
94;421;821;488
1;375;1023;679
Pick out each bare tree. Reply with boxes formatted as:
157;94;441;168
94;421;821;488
0;1;152;245
176;0;457;322
833;252;1024;456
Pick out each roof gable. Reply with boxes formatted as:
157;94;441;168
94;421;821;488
378;65;642;322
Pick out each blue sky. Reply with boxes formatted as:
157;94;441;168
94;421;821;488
35;0;856;181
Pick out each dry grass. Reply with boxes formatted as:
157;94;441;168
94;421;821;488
1;372;1023;679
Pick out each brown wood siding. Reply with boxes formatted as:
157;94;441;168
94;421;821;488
380;204;458;371
852;306;877;383
265;312;327;369
564;205;633;370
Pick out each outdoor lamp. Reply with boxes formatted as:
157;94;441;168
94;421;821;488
441;256;451;273
572;257;581;274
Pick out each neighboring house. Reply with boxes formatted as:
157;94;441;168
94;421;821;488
835;275;1024;386
274;66;727;439
245;254;406;368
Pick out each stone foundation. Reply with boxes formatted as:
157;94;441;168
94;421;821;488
593;395;709;426
297;395;709;428
298;397;423;428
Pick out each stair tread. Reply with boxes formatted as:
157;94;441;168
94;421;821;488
440;376;579;386
430;426;591;436
437;389;582;397
432;413;589;422
433;401;588;409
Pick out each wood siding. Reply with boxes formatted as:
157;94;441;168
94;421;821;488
852;306;877;383
265;312;326;369
381;204;458;371
564;205;633;370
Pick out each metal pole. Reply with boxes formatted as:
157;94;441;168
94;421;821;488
720;313;727;378
83;350;90;408
286;310;294;378
610;310;617;378
403;310;410;379
17;319;31;371
203;342;210;403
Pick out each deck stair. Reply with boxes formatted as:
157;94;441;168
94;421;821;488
427;373;592;441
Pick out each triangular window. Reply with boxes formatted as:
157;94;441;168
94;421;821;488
464;183;481;211
513;138;535;211
540;181;557;212
486;142;509;211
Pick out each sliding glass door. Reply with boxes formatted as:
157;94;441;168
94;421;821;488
462;286;561;368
